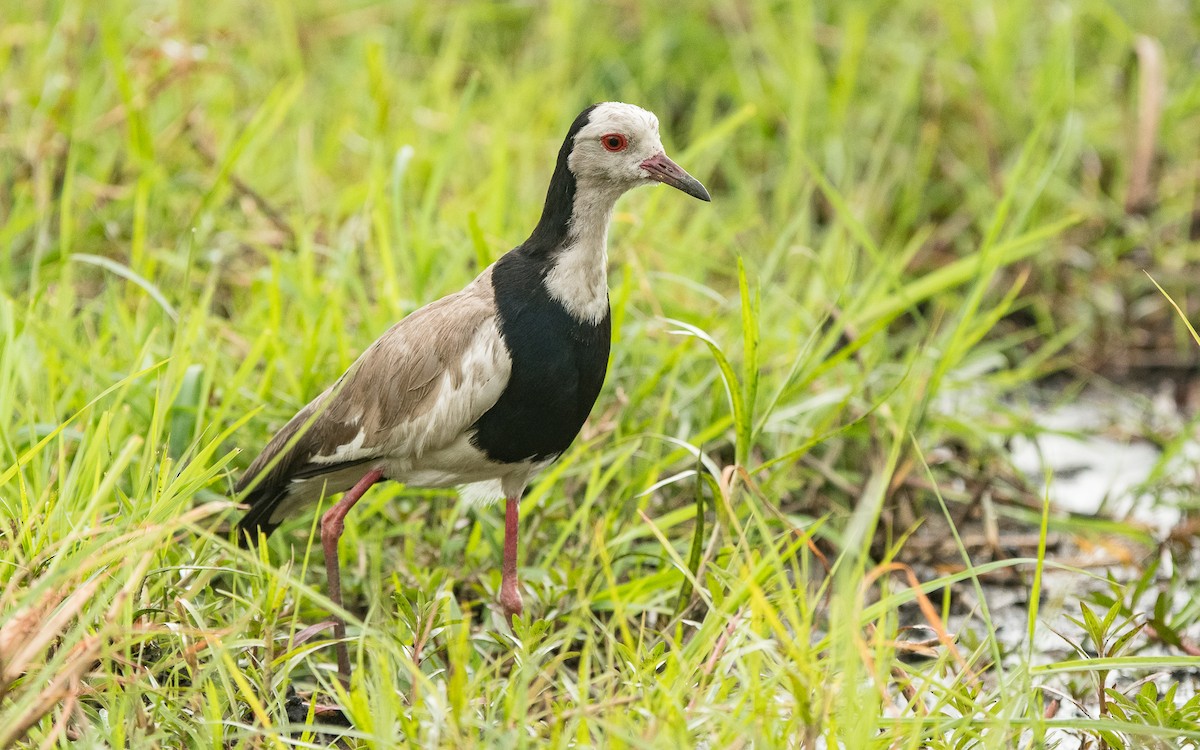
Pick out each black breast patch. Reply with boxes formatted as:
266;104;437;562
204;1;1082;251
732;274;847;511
469;250;612;464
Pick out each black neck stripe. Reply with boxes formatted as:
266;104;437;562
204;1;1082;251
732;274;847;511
522;104;599;255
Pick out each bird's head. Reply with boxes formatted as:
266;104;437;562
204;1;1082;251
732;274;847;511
567;102;710;202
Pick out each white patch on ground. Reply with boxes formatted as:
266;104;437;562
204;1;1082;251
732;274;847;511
1007;392;1182;535
925;379;1200;724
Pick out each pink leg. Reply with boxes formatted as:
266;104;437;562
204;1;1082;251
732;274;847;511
499;494;523;625
320;468;384;683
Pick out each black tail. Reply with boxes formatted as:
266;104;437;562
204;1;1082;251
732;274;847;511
235;458;375;547
235;485;287;547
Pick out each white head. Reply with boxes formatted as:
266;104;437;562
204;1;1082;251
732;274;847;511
567;102;710;201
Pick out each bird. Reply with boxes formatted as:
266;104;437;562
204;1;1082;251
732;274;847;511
235;102;710;681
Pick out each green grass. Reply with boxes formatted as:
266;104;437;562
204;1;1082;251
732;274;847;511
3;0;1200;746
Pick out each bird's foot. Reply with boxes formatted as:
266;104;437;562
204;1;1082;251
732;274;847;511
284;687;352;732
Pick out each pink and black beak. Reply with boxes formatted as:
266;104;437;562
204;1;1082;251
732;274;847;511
641;152;711;202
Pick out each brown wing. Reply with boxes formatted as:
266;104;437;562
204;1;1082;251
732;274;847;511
236;268;510;541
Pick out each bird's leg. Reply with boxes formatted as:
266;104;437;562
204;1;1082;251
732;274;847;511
320;467;384;684
499;494;523;625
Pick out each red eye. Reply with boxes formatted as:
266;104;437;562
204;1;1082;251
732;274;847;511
600;133;628;152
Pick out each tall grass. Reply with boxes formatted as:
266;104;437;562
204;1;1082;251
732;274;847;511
3;0;1199;746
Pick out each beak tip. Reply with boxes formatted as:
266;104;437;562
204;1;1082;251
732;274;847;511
682;179;711;202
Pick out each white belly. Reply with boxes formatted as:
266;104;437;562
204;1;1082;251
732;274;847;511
269;434;545;524
384;434;513;488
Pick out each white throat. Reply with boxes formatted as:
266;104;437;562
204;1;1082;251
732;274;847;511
543;181;622;324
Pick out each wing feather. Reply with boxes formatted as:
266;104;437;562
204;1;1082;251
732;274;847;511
237;268;508;541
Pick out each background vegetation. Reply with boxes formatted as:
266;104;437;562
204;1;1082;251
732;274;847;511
2;0;1199;746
